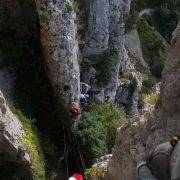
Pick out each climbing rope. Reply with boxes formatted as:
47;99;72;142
72;130;86;171
60;118;86;176
67;127;86;172
66;128;83;172
62;123;69;178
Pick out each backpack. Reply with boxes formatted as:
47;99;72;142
146;142;173;180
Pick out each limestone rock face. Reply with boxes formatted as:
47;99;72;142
115;72;142;116
82;0;132;102
125;29;150;73
93;154;112;170
81;0;141;116
160;21;180;136
107;106;155;180
128;73;142;116
106;22;180;180
0;91;31;178
36;0;80;106
83;0;110;56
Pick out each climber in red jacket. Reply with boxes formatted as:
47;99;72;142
70;102;80;120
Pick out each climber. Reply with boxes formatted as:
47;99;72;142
80;82;91;94
70;101;80;120
68;173;84;180
80;93;89;110
105;95;110;102
136;135;180;180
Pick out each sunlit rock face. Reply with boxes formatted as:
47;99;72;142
81;0;132;103
36;0;80;106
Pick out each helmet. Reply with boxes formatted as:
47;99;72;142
171;135;179;141
171;135;180;147
68;177;76;180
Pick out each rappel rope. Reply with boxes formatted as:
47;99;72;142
61;119;86;175
66;128;83;172
67;127;86;172
63;123;69;178
72;130;86;171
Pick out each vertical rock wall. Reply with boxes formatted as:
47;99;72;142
106;21;180;180
36;0;80;106
82;0;131;102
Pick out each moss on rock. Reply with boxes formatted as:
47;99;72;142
90;50;120;87
137;15;169;78
85;167;105;180
11;106;46;180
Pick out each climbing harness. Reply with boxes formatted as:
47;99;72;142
80;94;89;111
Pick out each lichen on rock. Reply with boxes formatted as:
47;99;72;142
0;91;45;179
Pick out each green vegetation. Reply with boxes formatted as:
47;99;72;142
40;14;49;24
85;167;105;179
143;92;159;105
72;0;80;13
76;112;107;163
130;0;178;80
134;0;180;9
75;102;127;165
125;11;139;33
91;50;120;87
10;106;46;179
141;76;156;94
153;6;179;42
133;0;179;42
137;16;168;78
66;3;73;13
139;76;156;108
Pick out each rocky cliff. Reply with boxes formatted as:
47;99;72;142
0;0;179;179
106;21;180;180
81;0;131;103
36;0;80;107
